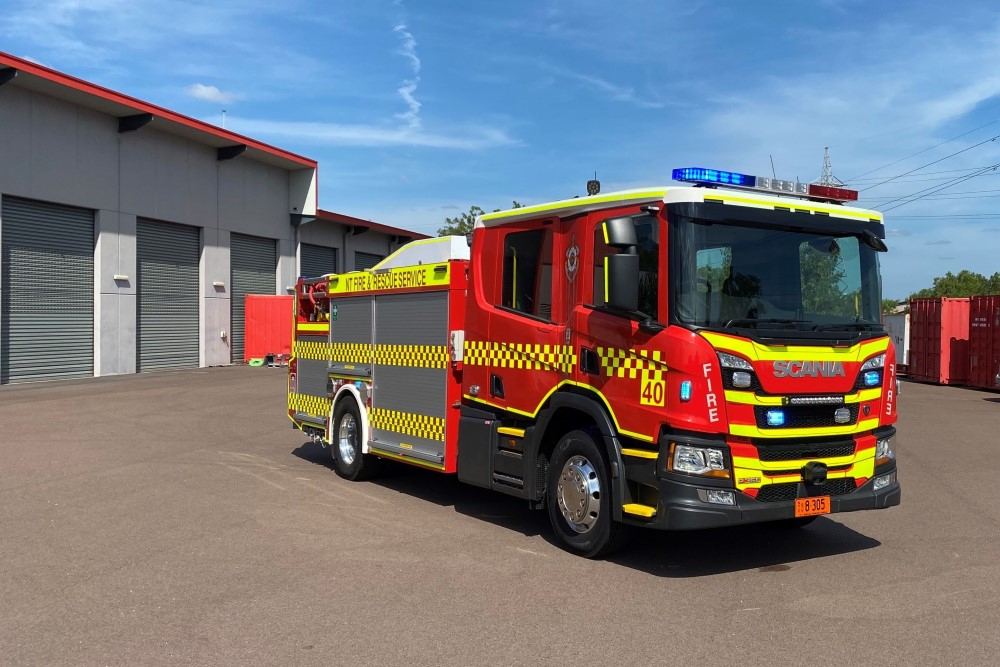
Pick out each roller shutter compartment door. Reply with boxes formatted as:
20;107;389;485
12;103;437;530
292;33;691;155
1;197;94;384
354;251;384;271
136;219;200;372
300;243;337;278
230;233;276;362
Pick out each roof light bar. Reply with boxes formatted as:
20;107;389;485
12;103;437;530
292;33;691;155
673;167;859;202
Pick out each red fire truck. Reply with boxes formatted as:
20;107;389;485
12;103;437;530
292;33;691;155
288;167;900;557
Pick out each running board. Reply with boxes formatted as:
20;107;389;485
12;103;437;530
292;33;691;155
622;503;657;518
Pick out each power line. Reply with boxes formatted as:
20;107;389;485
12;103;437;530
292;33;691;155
859;133;1000;192
879;163;1000;212
847;119;1000;181
848;166;999;183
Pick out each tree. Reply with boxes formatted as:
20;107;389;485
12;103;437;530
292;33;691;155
800;244;854;317
909;270;1000;299
437;201;522;236
882;299;902;315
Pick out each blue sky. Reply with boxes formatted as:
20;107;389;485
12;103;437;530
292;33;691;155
4;0;1000;299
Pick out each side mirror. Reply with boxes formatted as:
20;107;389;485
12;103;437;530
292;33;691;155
602;217;638;249
604;254;639;312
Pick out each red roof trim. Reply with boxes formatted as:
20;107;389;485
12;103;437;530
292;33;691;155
0;51;316;168
316;209;430;239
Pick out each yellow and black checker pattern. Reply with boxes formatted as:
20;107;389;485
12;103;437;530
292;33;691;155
598;348;667;381
375;345;448;369
288;392;333;417
295;341;446;368
464;341;576;374
369;407;445;441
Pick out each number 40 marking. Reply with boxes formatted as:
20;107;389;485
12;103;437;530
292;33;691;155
641;379;665;407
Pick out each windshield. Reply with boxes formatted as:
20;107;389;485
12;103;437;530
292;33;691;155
669;215;882;331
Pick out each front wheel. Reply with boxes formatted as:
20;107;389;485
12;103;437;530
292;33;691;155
546;430;628;558
331;400;379;481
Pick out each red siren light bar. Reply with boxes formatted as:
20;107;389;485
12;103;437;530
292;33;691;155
673;167;859;203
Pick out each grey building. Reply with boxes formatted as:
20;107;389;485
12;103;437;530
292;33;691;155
0;52;425;384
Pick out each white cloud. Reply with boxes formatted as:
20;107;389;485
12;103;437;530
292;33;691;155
393;23;422;129
186;83;239;104
224;116;517;150
542;64;666;109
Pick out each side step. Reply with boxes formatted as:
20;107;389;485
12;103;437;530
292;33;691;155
622;503;657;518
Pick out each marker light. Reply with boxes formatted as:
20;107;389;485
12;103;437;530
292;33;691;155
766;410;786;427
680;380;693;402
809;184;859;201
731;371;752;389
864;371;881;387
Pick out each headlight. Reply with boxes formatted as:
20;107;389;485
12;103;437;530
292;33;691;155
861;354;886;371
668;443;730;478
876;436;895;465
718;352;753;370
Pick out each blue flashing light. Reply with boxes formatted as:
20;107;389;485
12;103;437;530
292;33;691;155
672;167;756;187
766;410;786;427
864;371;881;387
680;380;693;402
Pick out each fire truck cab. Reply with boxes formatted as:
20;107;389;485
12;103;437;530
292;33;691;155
289;167;901;558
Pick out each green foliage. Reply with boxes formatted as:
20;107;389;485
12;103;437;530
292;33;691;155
908;270;1000;300
800;245;856;317
882;299;902;315
437;201;523;236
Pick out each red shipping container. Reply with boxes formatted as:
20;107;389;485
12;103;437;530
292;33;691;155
908;297;970;385
244;295;294;362
969;295;1000;389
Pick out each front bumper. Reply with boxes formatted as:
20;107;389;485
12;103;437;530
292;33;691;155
635;468;900;531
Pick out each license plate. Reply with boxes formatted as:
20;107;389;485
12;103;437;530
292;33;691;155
795;496;830;517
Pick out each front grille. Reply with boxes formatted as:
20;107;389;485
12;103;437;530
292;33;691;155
753;404;859;429
755;477;857;503
755;440;856;462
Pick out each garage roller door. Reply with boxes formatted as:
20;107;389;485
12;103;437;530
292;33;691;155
300;243;337;278
137;219;200;372
354;251;384;270
230;233;275;362
1;197;94;384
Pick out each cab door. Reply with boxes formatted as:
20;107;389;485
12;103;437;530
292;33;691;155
485;222;569;418
570;212;667;443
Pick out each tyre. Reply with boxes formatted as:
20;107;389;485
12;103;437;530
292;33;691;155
546;430;629;558
331;400;379;481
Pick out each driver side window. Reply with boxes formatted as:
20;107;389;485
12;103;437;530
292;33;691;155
592;216;659;319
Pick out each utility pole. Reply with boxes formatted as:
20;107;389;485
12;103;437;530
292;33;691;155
816;147;844;186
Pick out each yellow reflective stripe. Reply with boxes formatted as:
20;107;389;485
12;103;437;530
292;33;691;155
622;503;657;518
481;189;668;223
498;427;525;437
845;388;883;404
701;331;889;362
725;391;783;406
708;193;882;222
602;222;610;245
297;322;329;332
464;381;656;443
730;417;881;438
621;448;658;459
733;453;858;472
603;256;610;302
725;389;882;406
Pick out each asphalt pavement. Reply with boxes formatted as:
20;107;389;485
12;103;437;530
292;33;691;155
1;367;998;666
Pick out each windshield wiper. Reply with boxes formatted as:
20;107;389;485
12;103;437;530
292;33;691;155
812;321;878;331
724;318;810;328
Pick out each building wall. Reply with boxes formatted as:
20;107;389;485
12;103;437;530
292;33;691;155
0;83;374;379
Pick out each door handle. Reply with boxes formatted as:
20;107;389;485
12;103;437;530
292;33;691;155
490;373;505;398
580;348;600;376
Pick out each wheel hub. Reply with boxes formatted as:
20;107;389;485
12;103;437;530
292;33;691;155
556;454;601;534
338;413;358;466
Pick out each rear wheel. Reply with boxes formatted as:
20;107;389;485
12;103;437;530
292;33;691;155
546;430;628;558
331;400;379;481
